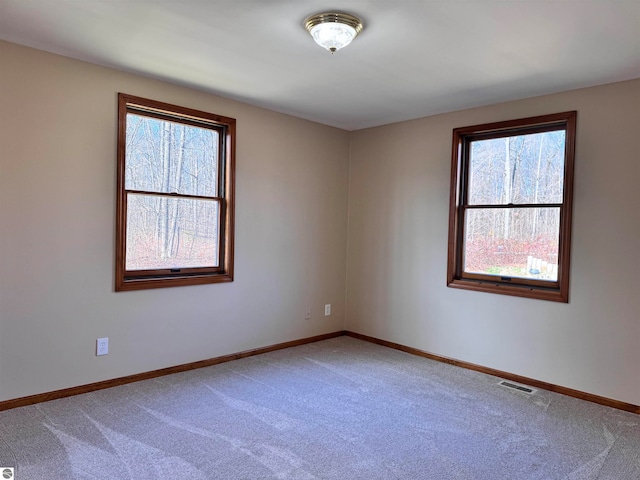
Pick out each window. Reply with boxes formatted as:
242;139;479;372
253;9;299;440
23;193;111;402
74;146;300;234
116;94;235;291
447;111;576;302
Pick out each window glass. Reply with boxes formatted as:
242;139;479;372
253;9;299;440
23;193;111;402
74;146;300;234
468;131;565;205
125;195;220;270
124;114;219;197
463;207;560;281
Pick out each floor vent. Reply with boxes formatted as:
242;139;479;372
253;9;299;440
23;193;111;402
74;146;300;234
498;380;536;395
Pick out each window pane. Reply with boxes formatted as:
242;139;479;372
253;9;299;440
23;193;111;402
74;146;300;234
463;207;560;281
125;114;219;197
468;131;565;205
126;193;220;270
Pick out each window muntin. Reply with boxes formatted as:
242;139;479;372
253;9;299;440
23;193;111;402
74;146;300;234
447;112;576;302
116;94;235;291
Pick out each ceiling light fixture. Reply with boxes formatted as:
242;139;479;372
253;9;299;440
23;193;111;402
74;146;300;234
304;12;363;54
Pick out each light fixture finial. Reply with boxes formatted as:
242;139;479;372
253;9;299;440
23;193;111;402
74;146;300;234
304;12;363;54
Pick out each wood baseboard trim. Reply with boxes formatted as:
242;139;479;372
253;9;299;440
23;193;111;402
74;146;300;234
345;331;640;415
3;329;636;415
0;330;346;412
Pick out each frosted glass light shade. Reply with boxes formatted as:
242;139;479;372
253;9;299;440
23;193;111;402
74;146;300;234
304;12;363;53
309;23;357;52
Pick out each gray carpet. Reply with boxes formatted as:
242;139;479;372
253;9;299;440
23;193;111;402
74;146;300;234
0;336;638;479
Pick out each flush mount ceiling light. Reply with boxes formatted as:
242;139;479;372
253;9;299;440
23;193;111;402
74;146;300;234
304;12;363;53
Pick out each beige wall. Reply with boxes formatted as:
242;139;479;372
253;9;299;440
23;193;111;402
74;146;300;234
1;40;639;407
347;79;640;405
0;41;350;402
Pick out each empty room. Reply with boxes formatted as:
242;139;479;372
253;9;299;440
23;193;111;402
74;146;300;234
1;1;639;479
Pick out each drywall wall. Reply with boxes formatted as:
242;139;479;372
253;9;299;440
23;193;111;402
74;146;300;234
2;38;638;408
347;79;640;405
0;41;350;402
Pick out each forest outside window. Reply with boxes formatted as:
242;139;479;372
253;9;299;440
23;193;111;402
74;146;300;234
116;94;235;291
447;111;576;302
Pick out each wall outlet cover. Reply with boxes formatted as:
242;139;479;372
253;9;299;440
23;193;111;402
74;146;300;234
96;337;109;356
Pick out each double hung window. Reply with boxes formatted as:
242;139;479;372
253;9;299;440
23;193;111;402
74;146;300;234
116;94;235;291
447;111;576;302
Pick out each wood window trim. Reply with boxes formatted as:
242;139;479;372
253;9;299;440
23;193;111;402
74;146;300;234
447;111;576;302
116;94;236;291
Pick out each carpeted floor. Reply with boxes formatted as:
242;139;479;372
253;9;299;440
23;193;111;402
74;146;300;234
0;336;638;479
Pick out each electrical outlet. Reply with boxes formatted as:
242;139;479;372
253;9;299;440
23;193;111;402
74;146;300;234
305;307;312;320
96;337;109;356
324;304;331;316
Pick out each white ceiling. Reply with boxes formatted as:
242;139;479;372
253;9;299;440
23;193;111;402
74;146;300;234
1;1;639;130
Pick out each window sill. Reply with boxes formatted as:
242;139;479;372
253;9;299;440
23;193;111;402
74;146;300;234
116;272;233;291
447;277;568;303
